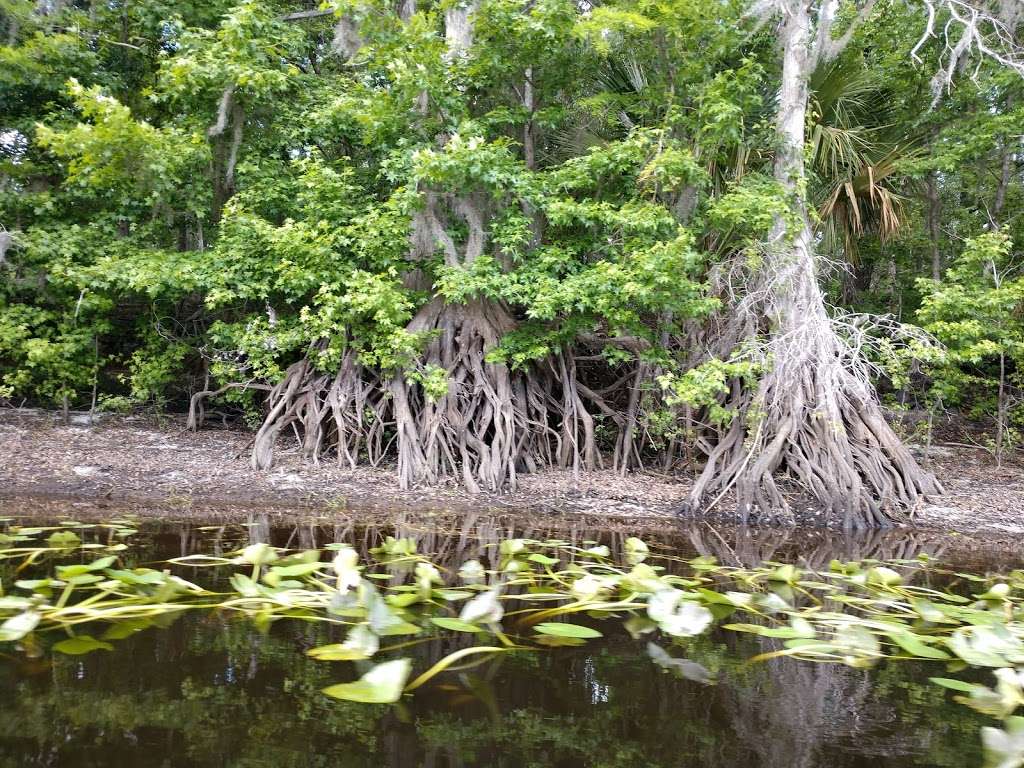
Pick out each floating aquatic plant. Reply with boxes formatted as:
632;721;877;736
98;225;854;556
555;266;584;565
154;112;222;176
3;519;1024;765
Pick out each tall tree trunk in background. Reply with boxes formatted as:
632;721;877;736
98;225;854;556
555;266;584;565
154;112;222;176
992;92;1016;223
925;169;942;280
684;0;941;528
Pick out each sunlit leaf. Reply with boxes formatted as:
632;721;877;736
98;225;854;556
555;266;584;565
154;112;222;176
322;658;412;703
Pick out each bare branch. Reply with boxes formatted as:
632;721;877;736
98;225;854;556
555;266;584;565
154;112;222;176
914;0;1024;107
280;8;336;22
814;0;879;65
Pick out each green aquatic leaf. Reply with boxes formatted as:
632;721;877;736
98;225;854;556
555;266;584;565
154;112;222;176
648;589;713;637
52;635;114;655
102;618;154;640
459;589;504;625
308;625;380;661
527;553;560;566
47;530;81;548
887;630;951;659
948;626;1024;667
724;617;815;639
533;622;602;639
624;537;649;565
931;677;982;693
982;716;1024;768
866;566;903;586
767;564;801;583
430;617;485;633
0;612;40;642
55;556;117;579
457;560;485;582
268;561;325;578
239;543;278;566
322;658;412;704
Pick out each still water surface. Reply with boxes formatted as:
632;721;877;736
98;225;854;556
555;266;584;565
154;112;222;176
1;511;1017;768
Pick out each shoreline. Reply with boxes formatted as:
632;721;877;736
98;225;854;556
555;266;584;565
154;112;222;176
2;408;1023;538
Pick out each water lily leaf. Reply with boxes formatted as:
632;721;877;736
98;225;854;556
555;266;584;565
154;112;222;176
56;556;116;579
724;618;815;639
625;537;649;565
322;658;412;704
535;635;587;647
528;553;560;566
365;583;419;636
533;622;602;639
982;716;1024;768
309;625;380;661
104;568;167;586
0;596;36;610
229;572;263;598
67;573;105;586
239;543;278;566
931;677;982;693
977;583;1012;601
947;626;1024;667
385;592;422;608
102;618;153;640
459;589;504;625
887;630;951;660
0;611;40;642
47;531;81;548
53;636;113;655
14;579;57;595
458;560;485;582
912;599;948;623
269;561;324;578
435;590;473;601
430;617;485;633
767;564;801;583
648;589;713;637
866;566;903;586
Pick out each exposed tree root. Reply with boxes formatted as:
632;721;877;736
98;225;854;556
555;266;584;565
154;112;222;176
189;296;611;493
684;232;943;529
388;298;601;492
246;350;391;471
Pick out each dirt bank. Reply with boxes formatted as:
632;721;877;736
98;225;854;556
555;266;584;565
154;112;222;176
1;409;1022;536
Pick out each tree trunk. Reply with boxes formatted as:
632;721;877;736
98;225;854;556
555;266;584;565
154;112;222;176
925;169;942;280
683;0;941;528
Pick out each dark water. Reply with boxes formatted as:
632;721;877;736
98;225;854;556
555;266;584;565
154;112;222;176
0;511;1018;768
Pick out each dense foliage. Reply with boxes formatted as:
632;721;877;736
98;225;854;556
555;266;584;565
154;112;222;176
0;0;1021;518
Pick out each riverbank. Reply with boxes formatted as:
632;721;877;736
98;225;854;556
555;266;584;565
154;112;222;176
2;409;1022;536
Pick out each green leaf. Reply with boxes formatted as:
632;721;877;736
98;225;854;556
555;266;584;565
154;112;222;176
322;658;412;704
533;622;602;639
53;635;114;655
887;630;951;660
430;617;485;633
0;612;40;642
930;677;981;693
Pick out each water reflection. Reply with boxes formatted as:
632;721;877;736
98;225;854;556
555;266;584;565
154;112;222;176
0;511;1012;768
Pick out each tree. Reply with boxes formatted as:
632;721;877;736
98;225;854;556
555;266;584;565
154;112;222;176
919;232;1024;465
679;0;1024;528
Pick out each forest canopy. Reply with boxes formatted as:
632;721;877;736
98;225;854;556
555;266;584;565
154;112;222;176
1;0;1022;528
